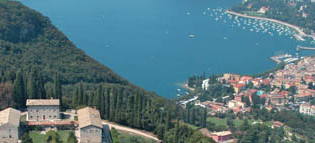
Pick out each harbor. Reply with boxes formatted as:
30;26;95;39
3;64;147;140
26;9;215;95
270;45;315;64
270;54;297;64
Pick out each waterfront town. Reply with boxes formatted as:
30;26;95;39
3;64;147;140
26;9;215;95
179;56;315;142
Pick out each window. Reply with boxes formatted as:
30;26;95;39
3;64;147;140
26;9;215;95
30;116;33;118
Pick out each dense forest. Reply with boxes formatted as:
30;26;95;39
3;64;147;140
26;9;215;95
231;0;315;33
0;0;213;142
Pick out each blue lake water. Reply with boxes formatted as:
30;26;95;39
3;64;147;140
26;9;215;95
20;0;315;98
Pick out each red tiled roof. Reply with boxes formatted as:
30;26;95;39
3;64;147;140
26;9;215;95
253;78;261;82
241;76;253;81
249;89;258;94
235;83;245;88
270;95;285;99
260;94;268;98
262;79;270;85
228;80;238;84
278;91;289;95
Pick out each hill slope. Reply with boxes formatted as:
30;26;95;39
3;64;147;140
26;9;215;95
0;1;216;142
0;0;128;85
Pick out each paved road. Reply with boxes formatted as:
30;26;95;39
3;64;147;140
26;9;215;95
226;10;306;36
102;120;161;142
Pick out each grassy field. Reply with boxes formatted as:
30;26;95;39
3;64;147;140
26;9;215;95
115;130;158;143
20;115;26;123
207;117;274;128
207;117;258;127
29;131;45;143
29;130;74;143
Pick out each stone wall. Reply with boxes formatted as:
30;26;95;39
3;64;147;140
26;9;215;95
0;124;19;141
27;105;60;121
80;126;102;143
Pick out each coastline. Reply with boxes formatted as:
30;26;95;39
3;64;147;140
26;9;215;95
226;10;306;36
184;83;195;91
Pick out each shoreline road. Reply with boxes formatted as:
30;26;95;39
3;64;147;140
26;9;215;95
226;10;306;36
102;120;161;142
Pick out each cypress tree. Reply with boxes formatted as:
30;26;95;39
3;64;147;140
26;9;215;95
53;73;62;106
13;70;26;108
165;111;172;130
72;87;79;106
135;92;142;128
88;92;94;106
37;74;46;99
103;88;109;119
114;88;123;122
109;88;116;121
95;86;102;111
27;70;37;99
201;108;207;128
99;85;105;115
78;83;84;105
127;94;134;125
84;93;89;105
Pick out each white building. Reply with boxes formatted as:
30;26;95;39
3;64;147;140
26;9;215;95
0;108;20;143
202;79;210;91
228;100;245;109
26;99;60;121
300;103;315;116
78;107;103;143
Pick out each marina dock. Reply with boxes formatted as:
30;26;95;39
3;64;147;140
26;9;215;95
270;54;292;64
296;45;315;51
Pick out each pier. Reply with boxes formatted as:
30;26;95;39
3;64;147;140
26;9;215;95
270;54;292;63
296;45;315;51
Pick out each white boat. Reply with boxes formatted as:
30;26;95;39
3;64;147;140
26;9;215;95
189;34;195;38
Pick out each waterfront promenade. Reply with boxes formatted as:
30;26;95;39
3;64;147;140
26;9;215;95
226;10;306;36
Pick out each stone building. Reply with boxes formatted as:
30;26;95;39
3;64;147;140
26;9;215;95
210;131;233;142
26;99;60;121
0;108;20;143
78;107;102;143
300;103;315;116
